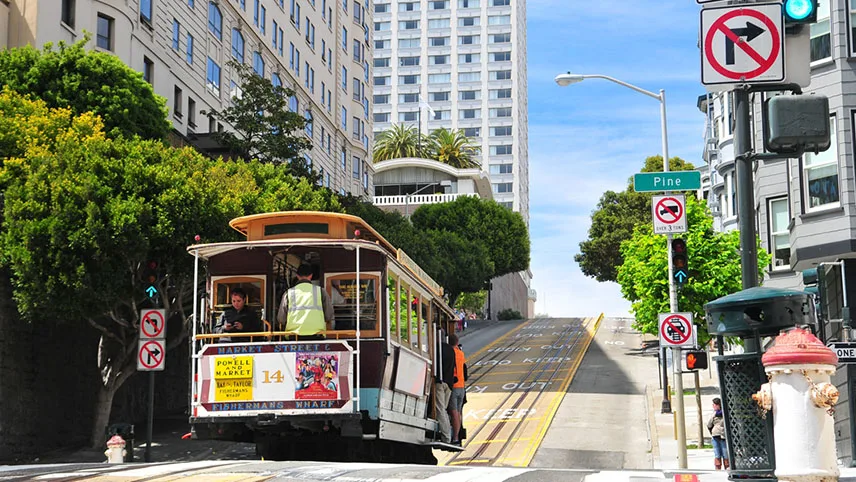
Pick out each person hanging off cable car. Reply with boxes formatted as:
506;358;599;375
276;264;334;340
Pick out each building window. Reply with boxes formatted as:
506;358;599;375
458;35;478;45
491;126;512;136
272;73;282;89
253;52;265;76
143;57;154;84
492;182;513;193
173;19;181;50
342;27;348;50
400;74;419;85
429;18;450;28
490;51;512;62
491;70;512;81
188;97;197;127
490;144;512;155
428;73;451;83
305;111;314;137
433;110;451;120
374;94;390;104
399;20;419;30
458;72;481;82
490;88;512;99
399;2;417;11
431;0;449;9
289;95;298;112
491;0;509;5
459;0;479;6
341;148;347;170
488;14;511;25
429;37;448;47
173;86;183;118
849;0;856;56
459;90;479;100
490;33;511;43
186;34;194;64
140;0;153;25
341;107;347;130
430;55;449;65
459;53;480;63
352;116;361;139
399;111;418;122
400;56;420;67
400;38;421;49
768;197;791;269
374;112;390;122
62;0;76;28
459;16;479;27
803;115;839;210
460;109;480;119
353;156;361;179
206;57;221;94
463;127;480;137
374;58;390;68
811;1;831;62
375;2;389;12
489;164;512;174
231;29;245;62
490;107;512;118
260;5;267;34
399;93;419;103
96;13;114;50
208;2;222;39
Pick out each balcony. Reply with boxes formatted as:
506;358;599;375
373;192;478;206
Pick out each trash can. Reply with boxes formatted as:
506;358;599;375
704;286;813;481
106;423;135;462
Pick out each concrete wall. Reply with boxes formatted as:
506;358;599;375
0;0;9;49
489;271;528;320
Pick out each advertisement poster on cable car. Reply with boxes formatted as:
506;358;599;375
196;342;352;416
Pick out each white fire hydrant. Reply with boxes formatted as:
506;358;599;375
752;327;840;482
104;434;127;464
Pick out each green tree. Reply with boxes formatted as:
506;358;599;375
204;61;315;180
411;195;529;304
616;194;770;343
0;38;170;140
576;155;696;282
0;91;339;447
455;290;487;316
427;128;481;169
373;123;428;162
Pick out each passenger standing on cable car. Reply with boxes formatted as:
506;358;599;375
277;264;334;340
448;334;467;446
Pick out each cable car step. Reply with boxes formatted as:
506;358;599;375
428;441;465;452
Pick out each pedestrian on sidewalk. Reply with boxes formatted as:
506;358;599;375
707;397;729;470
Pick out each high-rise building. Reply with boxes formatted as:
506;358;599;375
370;0;529;224
2;0;372;196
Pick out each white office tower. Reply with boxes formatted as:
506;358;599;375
370;0;529;224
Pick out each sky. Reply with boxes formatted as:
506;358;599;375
526;1;706;318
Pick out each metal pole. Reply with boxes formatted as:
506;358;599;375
695;370;704;450
734;88;758;290
661;89;674;417
355;245;361;414
145;371;154;462
660;89;687;469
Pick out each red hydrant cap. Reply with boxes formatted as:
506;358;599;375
762;327;838;366
106;434;126;447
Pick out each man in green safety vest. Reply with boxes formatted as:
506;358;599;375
276;264;334;340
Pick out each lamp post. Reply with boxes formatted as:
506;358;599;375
555;72;688;469
404;180;452;217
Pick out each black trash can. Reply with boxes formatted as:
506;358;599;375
705;286;813;481
106;423;135;462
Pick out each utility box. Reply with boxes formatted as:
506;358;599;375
763;94;830;154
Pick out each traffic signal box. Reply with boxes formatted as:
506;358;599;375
686;350;708;371
672;238;689;286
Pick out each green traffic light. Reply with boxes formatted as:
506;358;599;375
785;0;816;22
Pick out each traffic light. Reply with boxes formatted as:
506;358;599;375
672;238;689;286
784;0;818;24
141;260;159;299
686;350;708;371
763;95;830;154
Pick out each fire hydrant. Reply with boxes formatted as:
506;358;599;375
104;434;127;464
752;327;840;482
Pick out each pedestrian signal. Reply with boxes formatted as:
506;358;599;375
672;238;689;286
685;350;708;371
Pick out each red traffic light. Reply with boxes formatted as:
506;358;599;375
672;238;687;254
685;350;708;371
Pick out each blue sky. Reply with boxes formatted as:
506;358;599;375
527;1;705;318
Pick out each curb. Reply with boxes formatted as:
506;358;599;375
646;383;661;468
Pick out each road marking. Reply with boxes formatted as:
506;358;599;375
467;437;533;446
514;313;604;467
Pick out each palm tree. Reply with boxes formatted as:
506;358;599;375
373;124;427;162
427;128;481;169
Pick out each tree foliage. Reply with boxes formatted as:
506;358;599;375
616;194;770;344
0;90;340;445
204;61;315;180
373;123;426;162
455;290;487;315
576;155;696;282
428;128;481;168
0;38;170;140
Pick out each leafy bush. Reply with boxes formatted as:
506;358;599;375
497;309;522;321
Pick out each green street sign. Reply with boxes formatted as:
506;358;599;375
633;171;701;192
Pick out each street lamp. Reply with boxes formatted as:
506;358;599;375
555;71;688;468
404;180;452;217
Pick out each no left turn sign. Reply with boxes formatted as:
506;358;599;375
652;195;687;234
138;340;166;371
701;3;784;87
140;309;166;339
659;313;695;348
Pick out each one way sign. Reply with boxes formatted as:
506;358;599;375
701;3;784;90
828;342;856;364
